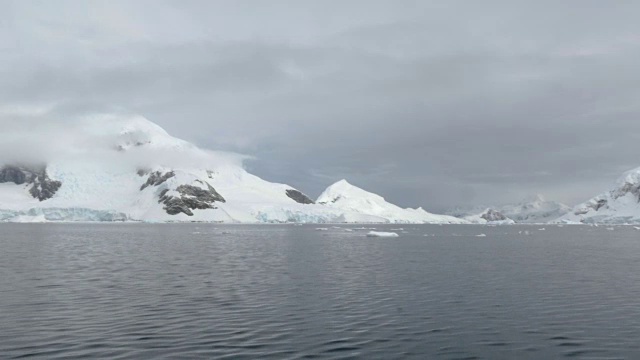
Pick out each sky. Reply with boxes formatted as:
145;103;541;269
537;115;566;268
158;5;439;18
1;0;640;212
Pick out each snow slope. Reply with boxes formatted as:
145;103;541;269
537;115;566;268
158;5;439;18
463;208;515;225
558;167;640;224
447;195;570;224
0;115;462;224
499;195;570;223
317;180;467;224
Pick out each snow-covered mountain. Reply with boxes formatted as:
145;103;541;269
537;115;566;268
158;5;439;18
558;167;640;224
0;115;464;224
463;208;515;225
447;195;570;224
317;179;467;224
499;195;570;223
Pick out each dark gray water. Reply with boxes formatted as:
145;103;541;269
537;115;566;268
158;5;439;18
1;224;640;359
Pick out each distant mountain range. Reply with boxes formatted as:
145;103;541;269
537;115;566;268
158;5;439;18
447;195;571;224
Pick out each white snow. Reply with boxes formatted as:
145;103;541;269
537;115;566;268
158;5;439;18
463;208;515;225
366;231;399;238
317;179;467;224
450;195;570;224
558;167;640;224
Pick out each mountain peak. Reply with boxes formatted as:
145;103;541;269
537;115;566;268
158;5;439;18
317;179;380;205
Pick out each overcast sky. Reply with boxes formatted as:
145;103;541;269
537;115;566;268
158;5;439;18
2;0;640;211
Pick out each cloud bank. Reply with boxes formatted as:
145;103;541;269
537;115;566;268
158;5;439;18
2;0;640;210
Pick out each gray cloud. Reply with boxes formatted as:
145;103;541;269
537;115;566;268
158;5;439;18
2;0;640;211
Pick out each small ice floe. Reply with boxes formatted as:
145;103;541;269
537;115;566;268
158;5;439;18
606;227;615;231
390;228;404;231
332;226;342;229
476;233;487;237
634;226;640;230
315;228;329;231
221;231;232;235
344;229;353;232
538;228;546;231
557;225;564;228
353;227;367;230
366;231;399;238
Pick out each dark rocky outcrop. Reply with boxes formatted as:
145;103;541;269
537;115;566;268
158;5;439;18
140;171;175;190
0;166;29;184
480;209;508;222
0;165;61;201
575;198;608;215
29;172;62;201
612;182;640;201
158;182;225;216
286;189;314;204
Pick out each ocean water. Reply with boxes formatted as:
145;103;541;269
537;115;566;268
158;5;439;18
1;223;640;359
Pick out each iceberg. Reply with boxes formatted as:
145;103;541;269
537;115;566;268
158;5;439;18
366;231;399;238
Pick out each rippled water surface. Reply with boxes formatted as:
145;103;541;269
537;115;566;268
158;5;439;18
2;224;640;359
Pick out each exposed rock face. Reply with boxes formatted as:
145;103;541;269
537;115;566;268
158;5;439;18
140;171;175;190
29;172;62;201
286;189;314;204
158;182;226;216
0;165;62;201
575;198;608;215
0;166;29;184
481;209;508;222
612;182;640;201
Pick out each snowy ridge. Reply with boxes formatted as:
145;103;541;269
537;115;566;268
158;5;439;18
463;208;515;225
499;195;570;223
448;195;570;224
0;115;463;224
558;167;640;224
317;179;467;224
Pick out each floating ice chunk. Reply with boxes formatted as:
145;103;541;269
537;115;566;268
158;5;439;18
634;226;640;230
476;233;487;237
315;228;329;231
606;227;615;231
366;231;399;238
538;228;546;231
